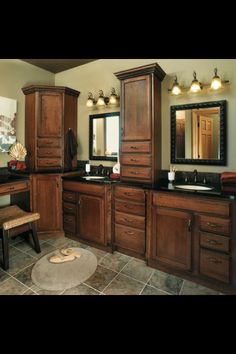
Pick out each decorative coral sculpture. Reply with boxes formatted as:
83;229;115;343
9;142;27;161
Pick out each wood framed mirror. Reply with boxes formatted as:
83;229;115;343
170;100;226;165
89;112;120;161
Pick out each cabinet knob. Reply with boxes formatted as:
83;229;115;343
207;222;221;229
207;257;222;264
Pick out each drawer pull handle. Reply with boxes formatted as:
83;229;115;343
124;204;133;209
130;146;138;149
206;239;222;246
123;218;133;223
9;186;15;190
188;219;192;232
130;158;138;162
124;192;133;196
207;222;221;228
130;171;139;175
45;141;53;144
207;257;222;264
65;207;73;211
125;231;135;235
65;217;73;222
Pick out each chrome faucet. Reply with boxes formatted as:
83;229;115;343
193;169;198;183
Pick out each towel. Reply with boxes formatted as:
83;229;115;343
65;129;78;168
220;172;236;183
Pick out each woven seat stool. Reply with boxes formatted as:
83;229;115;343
0;205;41;270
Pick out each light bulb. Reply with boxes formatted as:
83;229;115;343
96;90;106;106
109;87;118;104
171;76;181;95
86;92;94;107
190;71;201;93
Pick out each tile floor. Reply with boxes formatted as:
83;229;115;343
0;235;224;295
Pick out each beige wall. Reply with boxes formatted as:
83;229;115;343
55;59;236;172
0;59;54;168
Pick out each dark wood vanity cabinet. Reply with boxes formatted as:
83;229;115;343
148;191;236;292
62;181;112;250
115;64;166;184
22;85;80;172
31;174;63;237
113;185;146;259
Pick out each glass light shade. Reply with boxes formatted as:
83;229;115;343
109;94;117;104
190;80;201;93
172;84;181;95
86;98;94;107
211;77;222;90
97;96;105;106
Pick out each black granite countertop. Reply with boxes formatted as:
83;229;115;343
0;174;30;184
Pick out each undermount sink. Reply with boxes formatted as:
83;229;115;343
174;184;214;191
82;176;106;180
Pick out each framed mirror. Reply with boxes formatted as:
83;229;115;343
89;112;120;161
171;100;226;165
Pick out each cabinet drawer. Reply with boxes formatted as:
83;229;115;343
114;186;145;202
115;200;145;216
115;224;145;254
200;249;230;283
153;192;231;217
199;215;231;235
120;154;151;166
0;181;29;195
121;166;152;180
63;181;104;196
121;141;151;153
63;191;76;203
63;214;76;233
200;232;230;253
37;138;61;148
37;158;62;168
63;202;76;214
37;148;62;158
115;211;145;230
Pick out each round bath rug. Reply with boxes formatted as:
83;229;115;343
31;248;97;291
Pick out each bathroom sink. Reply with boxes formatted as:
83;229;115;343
174;184;214;191
82;176;106;180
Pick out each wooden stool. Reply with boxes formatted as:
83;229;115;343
0;205;41;270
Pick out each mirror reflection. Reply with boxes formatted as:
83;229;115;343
171;100;226;165
89;112;120;161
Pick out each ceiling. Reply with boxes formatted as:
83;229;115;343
21;59;97;73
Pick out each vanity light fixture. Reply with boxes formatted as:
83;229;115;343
86;88;119;108
210;68;229;90
189;71;202;93
169;76;182;95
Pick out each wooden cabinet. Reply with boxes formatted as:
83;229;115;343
151;207;192;271
148;191;236;292
115;63;166;184
22;85;80;172
31;174;63;236
62;181;112;250
113;185;146;259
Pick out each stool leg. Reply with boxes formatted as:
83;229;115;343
29;222;41;253
2;229;9;270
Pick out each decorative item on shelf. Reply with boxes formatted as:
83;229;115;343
8;141;27;171
168;68;230;96
86;88;119;108
168;165;176;182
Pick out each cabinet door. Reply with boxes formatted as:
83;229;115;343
78;194;105;245
37;92;63;138
32;175;62;232
152;207;192;271
122;75;151;141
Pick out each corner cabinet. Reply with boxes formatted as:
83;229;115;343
147;191;236;293
62;181;112;250
22;85;80;172
115;63;166;184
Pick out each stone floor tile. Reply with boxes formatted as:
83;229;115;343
121;258;153;283
14;264;35;287
30;284;62;295
22;289;38;295
0;277;28;295
26;242;56;259
104;274;144;295
13;241;33;252
62;283;100;295
84;265;117;292
180;280;221;295
0;269;10;284
5;253;36;276
148;269;184;295
44;237;68;248
141;285;171;295
99;252;131;272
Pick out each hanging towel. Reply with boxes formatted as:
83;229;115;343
65;129;78;168
220;172;236;183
